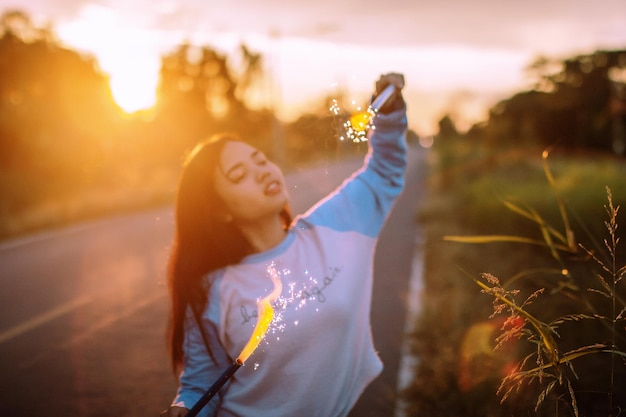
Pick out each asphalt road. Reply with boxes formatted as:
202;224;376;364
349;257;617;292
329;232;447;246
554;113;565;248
0;145;426;417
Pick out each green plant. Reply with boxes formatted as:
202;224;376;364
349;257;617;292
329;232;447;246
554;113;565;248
445;152;626;416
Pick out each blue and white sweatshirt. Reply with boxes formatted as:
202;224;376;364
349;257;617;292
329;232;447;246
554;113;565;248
173;107;408;417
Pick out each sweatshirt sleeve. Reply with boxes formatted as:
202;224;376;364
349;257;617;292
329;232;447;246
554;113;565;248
172;304;231;417
302;106;408;237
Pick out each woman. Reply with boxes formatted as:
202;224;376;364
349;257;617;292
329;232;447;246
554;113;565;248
162;73;408;417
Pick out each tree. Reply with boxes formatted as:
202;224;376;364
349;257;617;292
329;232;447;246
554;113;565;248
0;8;129;234
0;10;119;176
151;42;275;160
470;49;626;155
436;114;460;140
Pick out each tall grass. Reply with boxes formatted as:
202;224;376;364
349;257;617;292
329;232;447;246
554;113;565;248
404;141;626;416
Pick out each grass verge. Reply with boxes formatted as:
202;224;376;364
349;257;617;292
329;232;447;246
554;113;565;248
403;140;626;416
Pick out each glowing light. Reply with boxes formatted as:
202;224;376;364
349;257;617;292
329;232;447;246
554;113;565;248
236;264;282;364
343;108;375;143
329;101;373;143
349;111;372;130
419;135;434;148
56;4;160;114
109;65;159;113
331;83;397;143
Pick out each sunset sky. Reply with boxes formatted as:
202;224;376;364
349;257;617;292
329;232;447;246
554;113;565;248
2;0;626;134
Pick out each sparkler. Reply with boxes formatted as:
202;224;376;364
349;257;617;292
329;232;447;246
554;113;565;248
185;267;283;417
340;83;398;143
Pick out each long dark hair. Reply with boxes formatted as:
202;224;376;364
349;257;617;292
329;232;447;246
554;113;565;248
167;133;291;371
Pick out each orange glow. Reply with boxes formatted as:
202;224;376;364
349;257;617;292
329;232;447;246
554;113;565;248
458;318;522;392
56;4;159;114
236;266;282;364
349;111;373;132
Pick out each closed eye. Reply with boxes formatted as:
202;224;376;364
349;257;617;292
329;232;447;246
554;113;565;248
224;150;268;183
253;151;267;165
228;168;246;183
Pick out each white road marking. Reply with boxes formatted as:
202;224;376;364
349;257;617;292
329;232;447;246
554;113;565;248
394;232;425;417
60;290;165;348
0;295;92;344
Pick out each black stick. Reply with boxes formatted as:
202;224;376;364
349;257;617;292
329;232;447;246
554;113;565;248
184;361;242;417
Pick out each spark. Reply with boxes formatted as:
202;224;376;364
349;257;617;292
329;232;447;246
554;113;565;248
329;100;375;143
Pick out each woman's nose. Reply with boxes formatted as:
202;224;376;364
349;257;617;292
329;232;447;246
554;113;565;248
255;168;269;182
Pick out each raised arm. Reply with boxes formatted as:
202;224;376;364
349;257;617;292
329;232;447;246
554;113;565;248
301;73;408;236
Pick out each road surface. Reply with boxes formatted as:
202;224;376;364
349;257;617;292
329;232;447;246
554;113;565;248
0;145;426;416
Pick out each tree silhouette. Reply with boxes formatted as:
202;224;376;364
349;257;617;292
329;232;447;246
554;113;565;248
0;9;350;238
151;42;278;160
465;49;626;155
0;10;121;217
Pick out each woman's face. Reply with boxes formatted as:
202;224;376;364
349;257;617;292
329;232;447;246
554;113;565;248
214;141;288;223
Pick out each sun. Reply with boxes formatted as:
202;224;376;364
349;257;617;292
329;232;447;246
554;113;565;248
106;56;160;114
56;4;160;114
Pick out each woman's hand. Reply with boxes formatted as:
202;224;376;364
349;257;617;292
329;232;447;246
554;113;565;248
375;73;405;114
160;406;189;417
376;73;405;92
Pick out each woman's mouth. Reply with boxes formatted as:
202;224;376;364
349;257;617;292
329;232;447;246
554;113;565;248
265;180;281;195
